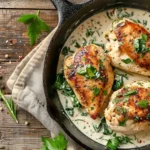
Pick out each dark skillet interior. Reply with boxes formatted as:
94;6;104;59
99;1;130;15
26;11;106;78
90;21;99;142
43;0;150;149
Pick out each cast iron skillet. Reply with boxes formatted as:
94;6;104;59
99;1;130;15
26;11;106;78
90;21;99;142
43;0;150;149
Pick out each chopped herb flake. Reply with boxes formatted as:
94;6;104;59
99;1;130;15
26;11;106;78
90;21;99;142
103;90;108;95
62;46;74;55
74;41;81;48
93;87;100;96
112;76;123;91
106;134;132;150
124;90;137;96
146;114;150;120
86;28;95;37
137;100;148;109
77;64;100;79
134;34;150;54
121;58;133;64
65;107;74;116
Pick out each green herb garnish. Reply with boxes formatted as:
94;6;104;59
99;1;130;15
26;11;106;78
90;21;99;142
77;67;87;75
137;100;148;109
146;114;150;120
65;107;74;116
81;112;88;116
119;118;127;126
93;117;112;134
93;87;100;96
54;73;81;108
121;58;133;64
103;90;108;95
74;41;81;48
124;90;137;96
0;90;18;123
134;34;150;54
41;132;68;150
103;124;113;135
86;28;95;37
116;8;134;19
77;64;100;79
113;98;121;104
92;42;105;49
106;11;112;20
62;46;74;55
106;134;132;150
112;76;123;91
134;116;140;121
115;106;127;116
82;38;87;46
18;10;50;45
143;20;147;26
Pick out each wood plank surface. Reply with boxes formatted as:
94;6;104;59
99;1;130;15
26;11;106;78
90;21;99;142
0;0;55;9
0;9;58;94
0;1;58;149
0;101;51;150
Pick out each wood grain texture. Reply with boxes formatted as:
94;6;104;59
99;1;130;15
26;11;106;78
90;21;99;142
0;101;51;150
0;0;55;9
0;9;58;94
0;1;58;149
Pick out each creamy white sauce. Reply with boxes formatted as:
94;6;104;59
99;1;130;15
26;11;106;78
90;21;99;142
57;8;150;149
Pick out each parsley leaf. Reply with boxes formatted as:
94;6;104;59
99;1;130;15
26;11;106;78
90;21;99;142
106;134;132;150
54;73;81;108
18;10;50;45
93;87;100;96
124;90;137;96
41;132;68;150
77;64;100;79
134;34;150;54
107;137;120;150
137;100;148;109
61;46;74;55
121;58;133;64
86;28;95;37
112;76;123;91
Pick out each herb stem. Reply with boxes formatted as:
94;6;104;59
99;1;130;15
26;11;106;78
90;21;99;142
0;91;18;123
37;10;40;16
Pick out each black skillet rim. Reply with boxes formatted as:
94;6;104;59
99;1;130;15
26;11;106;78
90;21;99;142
43;1;150;150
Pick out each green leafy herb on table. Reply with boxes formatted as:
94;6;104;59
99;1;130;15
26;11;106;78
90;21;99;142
41;132;68;150
0;90;18;123
18;10;50;46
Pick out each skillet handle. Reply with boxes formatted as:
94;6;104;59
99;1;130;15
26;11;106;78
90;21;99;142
51;0;92;24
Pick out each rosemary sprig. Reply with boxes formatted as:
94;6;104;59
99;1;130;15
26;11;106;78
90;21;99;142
0;90;18;123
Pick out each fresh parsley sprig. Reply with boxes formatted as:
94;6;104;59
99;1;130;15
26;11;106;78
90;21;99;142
18;10;50;45
41;132;68;150
106;133;133;150
0;90;18;123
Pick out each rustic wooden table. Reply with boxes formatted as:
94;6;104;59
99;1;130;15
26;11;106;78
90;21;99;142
0;1;58;149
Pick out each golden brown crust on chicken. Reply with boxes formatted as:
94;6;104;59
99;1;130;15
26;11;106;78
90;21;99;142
114;20;150;70
105;18;150;76
64;44;114;119
105;81;150;134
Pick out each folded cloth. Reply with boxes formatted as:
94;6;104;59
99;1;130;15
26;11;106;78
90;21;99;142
7;26;84;150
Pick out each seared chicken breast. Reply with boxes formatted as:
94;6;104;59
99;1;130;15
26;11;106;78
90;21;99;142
64;44;114;119
105;81;150;134
105;18;150;76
